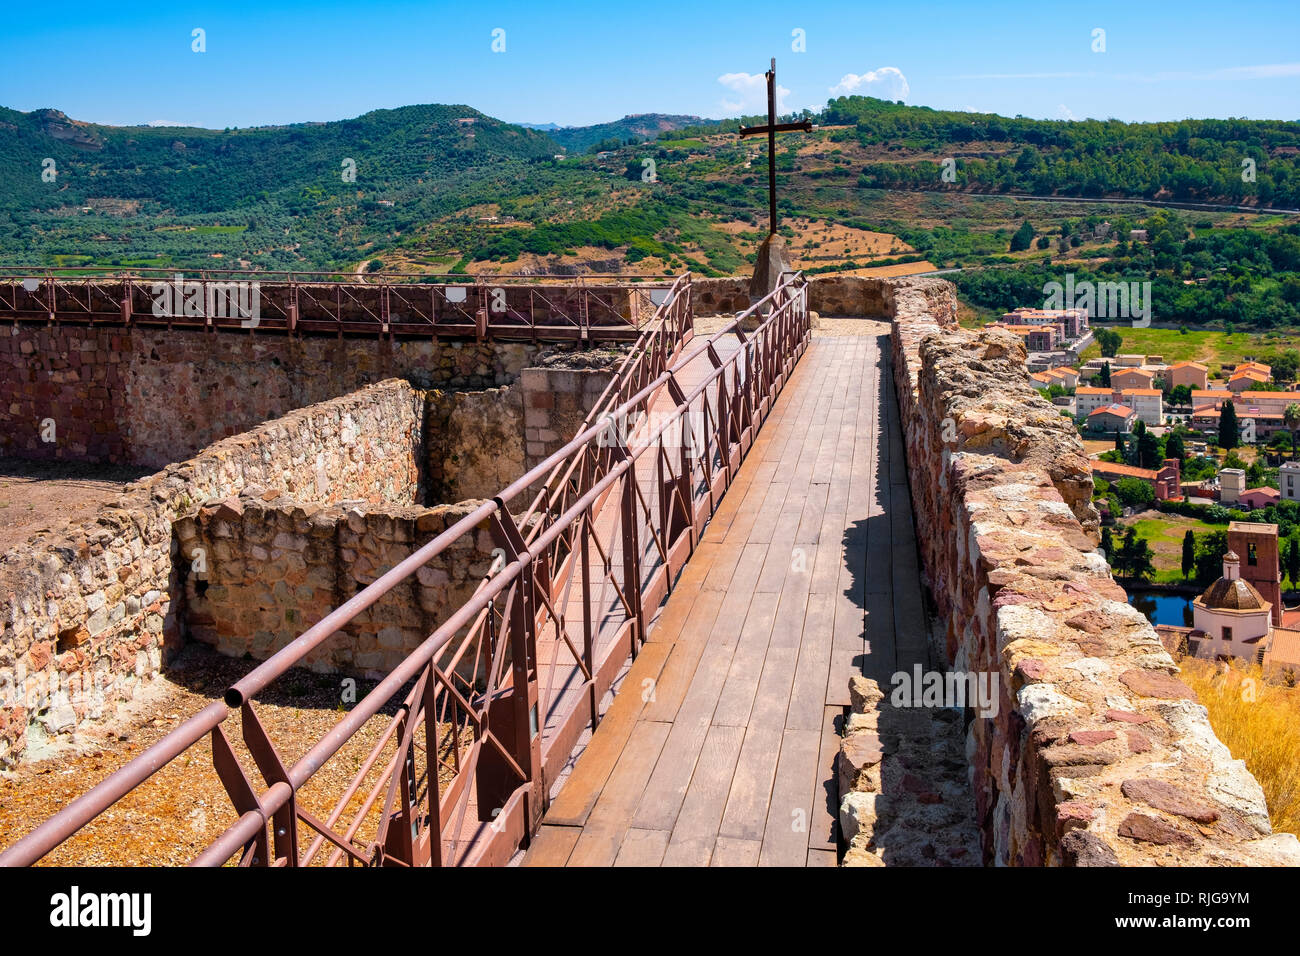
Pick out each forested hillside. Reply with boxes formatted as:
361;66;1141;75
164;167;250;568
827;97;1300;207
1;96;1297;332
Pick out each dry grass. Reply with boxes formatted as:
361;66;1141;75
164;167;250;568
0;644;472;866
1180;659;1300;836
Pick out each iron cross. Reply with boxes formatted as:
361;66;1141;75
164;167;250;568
738;58;812;237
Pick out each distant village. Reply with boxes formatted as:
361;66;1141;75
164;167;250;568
988;306;1300;681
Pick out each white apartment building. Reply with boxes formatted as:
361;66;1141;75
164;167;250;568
1281;461;1300;503
1075;387;1162;426
1119;388;1164;427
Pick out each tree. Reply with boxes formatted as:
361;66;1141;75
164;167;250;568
1115;429;1125;453
1100;361;1112;387
1010;219;1035;252
1116;526;1156;581
1194;530;1230;583
1288;537;1300;591
1096;329;1123;357
1284;403;1300;461
1137;426;1161;469
1182;529;1196;580
1219;399;1239;450
1165;431;1185;463
1101;525;1115;566
1115;477;1155;508
1169;384;1192;407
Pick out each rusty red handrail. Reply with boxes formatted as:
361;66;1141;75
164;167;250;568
0;269;674;339
0;270;810;868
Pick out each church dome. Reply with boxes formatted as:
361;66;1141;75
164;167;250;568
1198;576;1267;611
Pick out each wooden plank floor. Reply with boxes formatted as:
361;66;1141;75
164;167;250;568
523;328;930;867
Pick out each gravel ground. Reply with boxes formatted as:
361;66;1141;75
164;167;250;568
0;643;468;866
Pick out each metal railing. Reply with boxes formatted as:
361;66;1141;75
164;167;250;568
0;271;810;868
0;268;676;340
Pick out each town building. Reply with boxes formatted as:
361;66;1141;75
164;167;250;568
1168;361;1209;391
990;323;1058;351
1230;520;1283;627
1029;366;1080;391
1280;461;1300;503
1075;386;1162;425
1086;404;1137;434
1237;487;1280;510
1189;551;1272;661
1219;468;1247;504
1000;307;1089;340
1111;367;1156;390
1118;388;1163;426
1228;368;1271;392
1091;458;1182;500
1075;386;1112;418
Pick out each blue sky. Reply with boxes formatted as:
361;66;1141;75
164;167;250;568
1;0;1297;129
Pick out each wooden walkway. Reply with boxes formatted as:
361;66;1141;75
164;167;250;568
521;328;931;867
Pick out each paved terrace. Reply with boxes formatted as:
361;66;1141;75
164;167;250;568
523;327;931;866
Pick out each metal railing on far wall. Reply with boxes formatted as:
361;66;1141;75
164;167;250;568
0;271;810;868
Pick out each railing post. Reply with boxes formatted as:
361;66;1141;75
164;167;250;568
489;507;544;833
620;464;645;649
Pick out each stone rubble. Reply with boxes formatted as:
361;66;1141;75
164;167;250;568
839;677;983;867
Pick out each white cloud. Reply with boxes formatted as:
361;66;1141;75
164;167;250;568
1213;62;1300;79
717;72;789;115
1057;104;1076;120
829;66;909;102
147;120;195;128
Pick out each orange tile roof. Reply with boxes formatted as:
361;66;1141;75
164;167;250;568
1091;461;1157;479
1170;361;1208;371
1268;627;1300;669
1119;388;1162;396
1088;403;1135;417
1076;386;1111;395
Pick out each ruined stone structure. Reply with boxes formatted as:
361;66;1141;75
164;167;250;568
0;323;536;467
0;341;617;766
177;495;499;678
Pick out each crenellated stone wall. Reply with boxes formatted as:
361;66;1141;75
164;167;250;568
889;278;1300;866
0;379;425;766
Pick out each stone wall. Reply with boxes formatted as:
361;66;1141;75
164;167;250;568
693;273;940;318
0;379;425;766
520;361;619;471
0;323;535;467
889;278;1300;865
692;277;750;315
176;494;497;678
425;386;525;502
